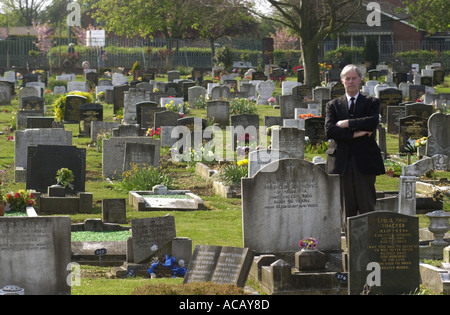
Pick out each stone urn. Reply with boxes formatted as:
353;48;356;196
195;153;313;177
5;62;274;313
426;210;450;246
295;249;327;271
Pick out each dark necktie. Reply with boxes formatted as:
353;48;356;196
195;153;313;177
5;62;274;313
349;97;356;116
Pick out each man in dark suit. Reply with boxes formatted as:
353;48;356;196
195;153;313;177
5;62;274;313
325;64;385;230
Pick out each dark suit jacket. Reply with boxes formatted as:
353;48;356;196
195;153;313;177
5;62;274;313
325;94;385;176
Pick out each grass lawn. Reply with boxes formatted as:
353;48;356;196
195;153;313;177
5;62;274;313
1;73;448;295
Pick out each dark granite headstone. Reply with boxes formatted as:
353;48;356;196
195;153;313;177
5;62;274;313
155;110;180;129
26;145;86;193
399;115;428;152
386;106;405;134
113;84;130;114
378;88;403;122
409;85;426;102
21;96;44;110
79;103;103;136
348;211;419;295
292;85;312;102
305;117;326;145
65;95;87;123
26;117;54;129
252;71;266;81
140;106;166;130
405;103;433;120
183;245;254;288
420;76;433;87
433;70;445;86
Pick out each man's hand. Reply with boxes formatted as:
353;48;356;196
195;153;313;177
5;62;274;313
336;120;349;128
353;131;373;138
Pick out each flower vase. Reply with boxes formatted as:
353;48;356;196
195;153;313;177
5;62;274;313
295;248;327;271
0;203;6;216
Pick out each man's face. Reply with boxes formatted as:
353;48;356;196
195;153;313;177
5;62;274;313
341;69;362;96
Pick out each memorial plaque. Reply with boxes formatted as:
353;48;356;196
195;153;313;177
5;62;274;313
399;116;428;153
304;117;326;145
131;216;176;264
26;117;54;129
252;71;266;81
433;70;444;86
184;245;254;288
26;145;86;193
65;95;87;123
21;96;44;110
348;211;420;295
420;76;433;87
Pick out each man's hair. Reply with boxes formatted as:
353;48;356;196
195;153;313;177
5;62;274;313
340;64;363;79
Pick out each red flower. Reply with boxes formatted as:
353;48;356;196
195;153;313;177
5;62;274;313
14;192;21;199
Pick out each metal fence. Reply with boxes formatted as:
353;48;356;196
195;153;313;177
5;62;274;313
1;36;449;71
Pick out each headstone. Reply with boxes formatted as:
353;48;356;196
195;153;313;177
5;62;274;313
211;85;231;100
113;85;130;114
26;117;54;129
183;245;254;288
420;76;433;87
112;73;127;86
67;81;88;93
26;145;86;193
0;217;72;295
426;113;450;156
139;105;166;130
167;70;180;82
0;83;11;105
292;85;312;102
123;88;152;124
282;81;301;95
102;199;127;224
188;86;206;106
155;110;180;129
271;127;305;160
135;101;158;128
405;103;433;120
131;216;176;264
313;87;331;103
79;103;103;137
330;81;345;99
256;81;275;105
65;95;87;123
242;158;341;253
279;95;304;119
53;86;66;94
123;142;157;171
90;121;120;143
206;100;230;127
386;106;405;134
399;116;428;153
348;211;420;295
378;88;403;122
304;117;326;145
433;70;445;86
409;85;426;102
248;149;290;177
14;129;73;176
19;87;39;107
102;137;160;178
112;124;146;137
21;96;44;111
26;82;45;97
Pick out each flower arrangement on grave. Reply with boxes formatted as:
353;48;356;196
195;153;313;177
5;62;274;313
6;190;36;212
146;127;161;139
268;96;276;105
97;91;105;101
293;65;303;74
56;168;75;190
415;137;427;147
298;113;322;119
299;237;319;250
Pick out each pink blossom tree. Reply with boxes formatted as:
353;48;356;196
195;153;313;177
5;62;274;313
32;21;55;55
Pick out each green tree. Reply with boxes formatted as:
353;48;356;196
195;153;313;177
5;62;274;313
401;0;450;34
248;0;362;86
0;0;46;26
